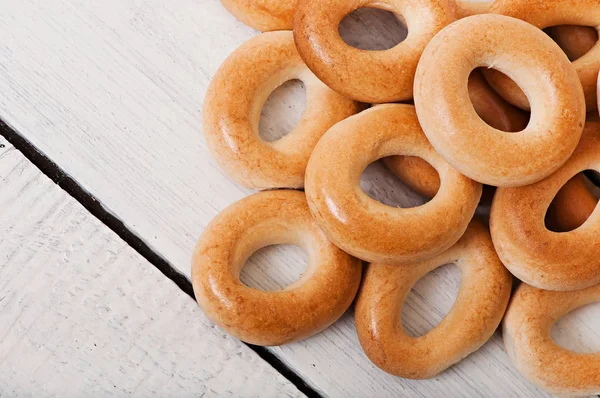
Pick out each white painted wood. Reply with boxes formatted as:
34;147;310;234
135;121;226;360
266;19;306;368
0;141;302;397
401;264;461;338
0;0;598;396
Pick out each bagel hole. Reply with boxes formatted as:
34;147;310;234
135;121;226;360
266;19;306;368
259;79;306;142
545;171;600;232
240;244;308;291
360;160;432;208
469;68;530;132
401;263;461;337
544;26;599;61
338;8;407;51
480;66;534;117
551;302;600;353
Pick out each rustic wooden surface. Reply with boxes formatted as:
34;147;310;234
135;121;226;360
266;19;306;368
0;141;301;397
0;0;599;396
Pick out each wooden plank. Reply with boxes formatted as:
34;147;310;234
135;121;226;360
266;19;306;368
0;141;302;397
0;0;597;396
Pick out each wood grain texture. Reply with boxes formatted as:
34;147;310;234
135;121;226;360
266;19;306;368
0;0;598;396
0;141;301;397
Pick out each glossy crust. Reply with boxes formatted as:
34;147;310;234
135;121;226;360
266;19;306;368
356;221;512;379
546;25;598;62
220;0;295;31
191;190;362;346
490;122;600;291
384;70;528;200
414;15;585;187
293;0;456;103
487;0;600;111
203;31;360;189
305;104;481;265
503;283;600;396
546;174;598;232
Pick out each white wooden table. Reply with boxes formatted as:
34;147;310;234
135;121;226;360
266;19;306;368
0;1;599;396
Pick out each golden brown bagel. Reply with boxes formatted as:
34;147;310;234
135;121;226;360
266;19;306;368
459;0;600;69
464;16;596;110
546;174;598;233
488;0;600;111
414;14;586;187
386;3;527;201
384;69;528;200
220;0;295;31
203;31;360;189
491;122;600;291
546;25;598;62
293;0;456;103
305;104;481;265
356;221;512;379
503;283;600;397
192;190;362;346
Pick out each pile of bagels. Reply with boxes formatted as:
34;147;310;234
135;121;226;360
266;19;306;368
192;0;600;396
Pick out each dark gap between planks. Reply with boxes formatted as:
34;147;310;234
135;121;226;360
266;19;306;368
0;119;321;398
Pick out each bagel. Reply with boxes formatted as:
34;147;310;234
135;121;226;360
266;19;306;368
305;104;481;265
457;0;599;66
203;31;360;189
384;69;528;200
220;0;295;31
503;283;600;396
490;121;600;291
293;0;456;103
192;189;362;346
488;0;600;111
414;14;585;187
457;0;600;68
356;221;512;379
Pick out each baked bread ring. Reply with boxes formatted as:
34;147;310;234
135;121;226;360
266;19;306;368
385;2;522;201
355;221;512;379
384;69;528;200
414;14;586;187
192;189;362;346
490;122;600;291
203;31;360;189
546;174;598;233
220;0;295;31
457;0;600;65
305;104;481;265
487;0;600;111
293;0;456;103
503;283;600;397
457;3;596;97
